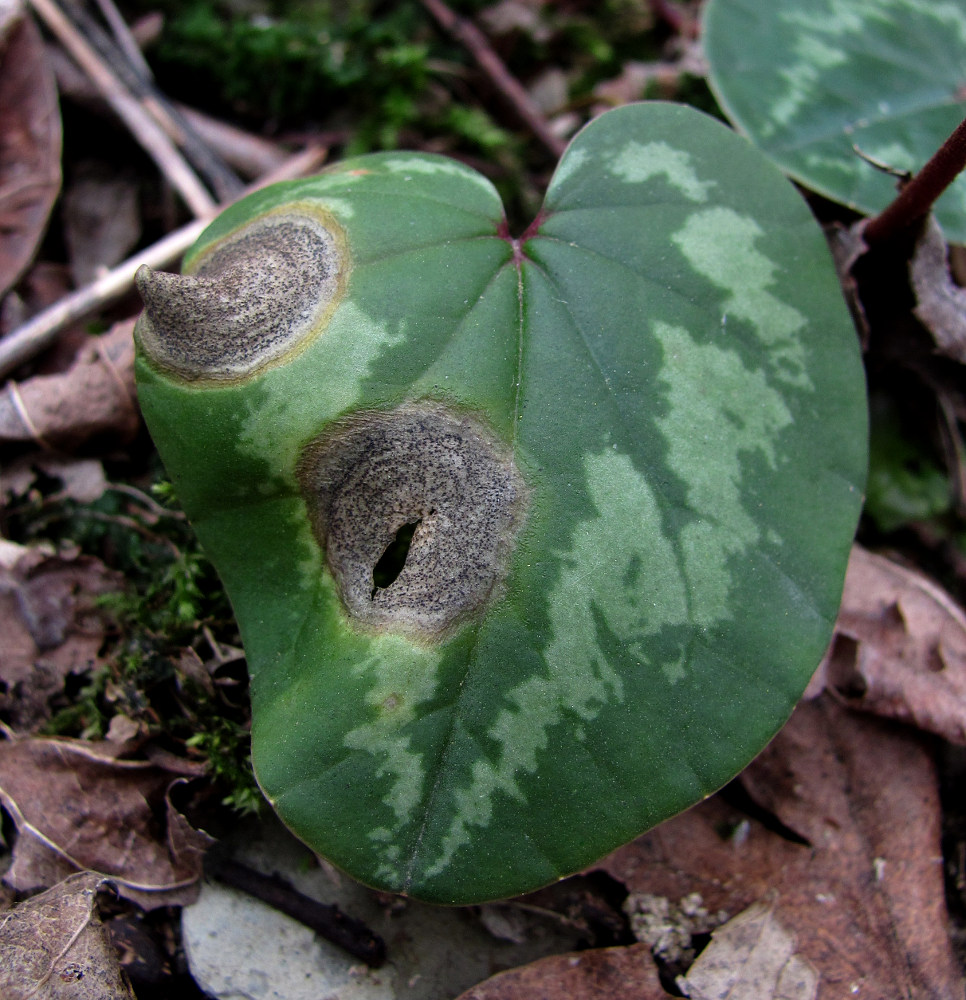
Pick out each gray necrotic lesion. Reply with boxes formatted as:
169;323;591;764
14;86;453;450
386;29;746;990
298;403;528;642
135;207;346;381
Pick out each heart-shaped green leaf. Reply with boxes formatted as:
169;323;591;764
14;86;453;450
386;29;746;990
135;102;867;904
704;0;966;240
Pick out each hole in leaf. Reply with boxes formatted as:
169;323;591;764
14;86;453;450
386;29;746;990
300;403;528;641
371;520;421;597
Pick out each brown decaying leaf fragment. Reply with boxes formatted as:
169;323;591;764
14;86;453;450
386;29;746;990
0;454;108;507
0;872;135;1000
0;736;213;909
813;544;966;743
0;9;62;297
910;214;966;363
455;942;666;1000
681;899;818;1000
826;220;871;347
596;697;963;1000
590;42;709;114
0;545;122;730
0;318;138;448
62;164;141;288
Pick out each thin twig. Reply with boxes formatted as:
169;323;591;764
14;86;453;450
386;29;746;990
109;481;187;520
850;143;911;180
209;856;387;968
48;44;288;179
71;508;183;553
0;219;205;377
863;114;966;245
91;0;151;78
0;145;328;378
61;0;244;200
27;0;216;217
420;0;566;158
176;105;288;179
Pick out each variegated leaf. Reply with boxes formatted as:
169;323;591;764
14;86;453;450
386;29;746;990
134;103;867;903
704;0;966;241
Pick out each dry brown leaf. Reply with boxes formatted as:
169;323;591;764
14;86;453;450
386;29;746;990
813;544;966;742
0;872;135;1000
0;736;214;909
456;942;665;1000
478;1;554;43
0;318;138;448
0;547;122;730
826;220;870;346
62;162;141;287
739;698;959;995
591;45;708;113
593;61;677;105
596;697;963;1000
0;454;109;507
910;214;966;363
1;0;21;36
0;8;62;298
681;900;818;1000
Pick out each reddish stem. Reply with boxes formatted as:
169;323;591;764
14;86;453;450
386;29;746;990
499;210;544;259
519;210;546;244
863;114;966;245
420;0;566;159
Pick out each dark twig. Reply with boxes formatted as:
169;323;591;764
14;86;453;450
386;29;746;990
62;0;244;201
47;44;288;178
209;856;386;968
863;114;966;245
851;143;910;180
420;0;566;158
29;0;216;216
92;0;152;78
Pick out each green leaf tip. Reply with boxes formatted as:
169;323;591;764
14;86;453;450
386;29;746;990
134;202;348;383
298;402;528;643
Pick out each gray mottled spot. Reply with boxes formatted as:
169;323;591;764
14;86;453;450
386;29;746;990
298;402;528;642
135;204;347;382
609;140;715;202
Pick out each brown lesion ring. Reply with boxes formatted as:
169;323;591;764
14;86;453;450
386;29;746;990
298;402;528;643
135;203;348;384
